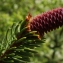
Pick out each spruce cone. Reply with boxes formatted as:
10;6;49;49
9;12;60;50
29;8;63;37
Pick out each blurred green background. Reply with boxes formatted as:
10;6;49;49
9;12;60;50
0;0;63;63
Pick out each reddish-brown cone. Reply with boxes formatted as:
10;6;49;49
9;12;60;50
29;8;63;37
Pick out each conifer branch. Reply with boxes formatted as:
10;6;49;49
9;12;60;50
0;8;63;63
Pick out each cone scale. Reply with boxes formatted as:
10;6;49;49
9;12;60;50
29;8;63;37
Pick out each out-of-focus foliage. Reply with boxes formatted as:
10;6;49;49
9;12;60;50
0;0;63;63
